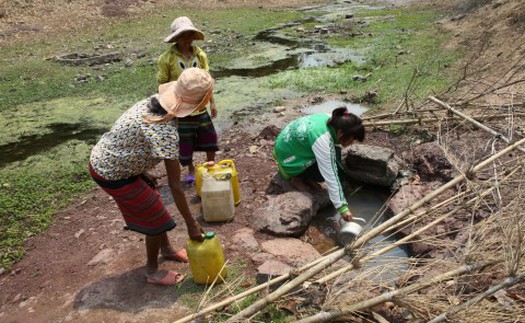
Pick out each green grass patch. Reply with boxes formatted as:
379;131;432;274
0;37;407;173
269;6;460;109
0;7;306;111
0;140;95;268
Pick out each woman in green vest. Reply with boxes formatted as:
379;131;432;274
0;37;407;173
273;107;365;222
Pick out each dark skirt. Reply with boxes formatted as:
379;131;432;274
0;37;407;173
89;165;176;235
177;112;219;166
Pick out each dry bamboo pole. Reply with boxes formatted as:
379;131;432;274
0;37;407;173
226;248;349;322
427;275;525;323
429;96;525;154
460;102;525;109
172;247;340;323
297;261;496;323
362;113;521;128
363;117;447;127
315;208;459;284
361;105;524;121
226;138;525;322
361;111;436;121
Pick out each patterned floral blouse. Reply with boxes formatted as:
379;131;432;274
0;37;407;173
90;96;179;181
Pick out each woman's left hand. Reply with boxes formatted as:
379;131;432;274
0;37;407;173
210;102;218;118
341;210;353;222
140;172;158;188
187;220;205;242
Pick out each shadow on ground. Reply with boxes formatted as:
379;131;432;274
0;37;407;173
74;267;190;313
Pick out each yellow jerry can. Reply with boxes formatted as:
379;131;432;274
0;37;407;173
195;159;241;206
186;232;227;285
195;161;219;197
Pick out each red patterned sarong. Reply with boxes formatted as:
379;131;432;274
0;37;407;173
89;165;176;235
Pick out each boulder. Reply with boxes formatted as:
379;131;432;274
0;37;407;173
403;141;454;182
229;228;259;252
251;191;317;236
256;259;292;290
343;144;400;188
387;181;441;215
266;173;331;209
260;238;321;266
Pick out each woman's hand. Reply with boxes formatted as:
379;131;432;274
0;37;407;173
341;210;353;222
187;220;205;241
140;172;158;188
210;101;218;118
164;159;204;241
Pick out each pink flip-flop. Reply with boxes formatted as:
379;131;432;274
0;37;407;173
146;270;185;286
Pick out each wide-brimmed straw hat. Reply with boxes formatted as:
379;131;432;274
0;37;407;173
164;16;205;43
147;68;213;123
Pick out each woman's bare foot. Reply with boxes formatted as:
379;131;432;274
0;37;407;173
146;270;185;285
161;248;188;263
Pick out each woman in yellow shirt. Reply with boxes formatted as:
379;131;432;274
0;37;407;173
157;16;218;184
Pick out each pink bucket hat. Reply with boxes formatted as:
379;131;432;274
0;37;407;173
147;68;213;123
164;16;205;43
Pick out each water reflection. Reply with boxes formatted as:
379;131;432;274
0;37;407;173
303;100;368;116
0;123;106;166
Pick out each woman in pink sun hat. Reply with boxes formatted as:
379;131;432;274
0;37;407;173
157;16;219;184
89;68;213;285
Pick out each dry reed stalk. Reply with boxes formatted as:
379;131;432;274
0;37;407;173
429;96;525;154
226;139;525;321
194;260;237;314
427;275;525;323
172;246;340;323
362;113;523;128
296;261;496;323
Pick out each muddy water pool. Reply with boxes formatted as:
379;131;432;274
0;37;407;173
302;99;368;116
307;185;411;281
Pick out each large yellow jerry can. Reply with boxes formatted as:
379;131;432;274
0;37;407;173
195;159;241;206
186;232;228;285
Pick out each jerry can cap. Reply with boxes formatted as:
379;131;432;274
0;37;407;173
204;232;216;239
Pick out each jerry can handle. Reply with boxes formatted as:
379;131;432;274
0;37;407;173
218;159;234;167
204;161;215;168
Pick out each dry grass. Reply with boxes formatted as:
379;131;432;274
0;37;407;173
309;99;525;321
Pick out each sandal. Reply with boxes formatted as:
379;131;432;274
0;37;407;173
184;174;196;184
146;270;185;286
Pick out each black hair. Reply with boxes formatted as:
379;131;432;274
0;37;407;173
327;107;365;142
148;97;168;116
